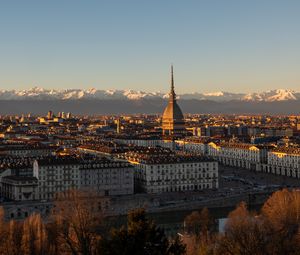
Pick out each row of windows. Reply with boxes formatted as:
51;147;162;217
147;173;213;181
146;168;215;175
151;163;214;169
147;183;212;193
40;175;79;180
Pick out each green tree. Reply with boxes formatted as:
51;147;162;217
100;208;186;255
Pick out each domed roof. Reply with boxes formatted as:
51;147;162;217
162;100;184;122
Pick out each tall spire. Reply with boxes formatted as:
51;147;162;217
170;65;176;101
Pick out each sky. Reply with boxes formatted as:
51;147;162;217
1;0;300;94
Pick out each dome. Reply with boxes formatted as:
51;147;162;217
162;100;184;122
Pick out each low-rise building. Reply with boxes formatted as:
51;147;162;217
1;176;38;201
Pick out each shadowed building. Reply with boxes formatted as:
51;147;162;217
162;66;185;137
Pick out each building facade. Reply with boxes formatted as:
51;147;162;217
33;156;134;200
1;176;38;201
266;147;300;178
119;147;218;194
207;142;268;171
33;157;80;200
79;160;134;196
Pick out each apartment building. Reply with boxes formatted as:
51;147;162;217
79;160;134;196
32;155;134;200
204;142;269;171
119;147;218;194
266;147;300;178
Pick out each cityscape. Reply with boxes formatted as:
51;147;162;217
1;66;300;254
2;1;300;254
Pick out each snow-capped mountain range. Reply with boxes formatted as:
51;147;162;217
0;87;299;102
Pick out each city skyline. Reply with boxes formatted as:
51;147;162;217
1;1;300;93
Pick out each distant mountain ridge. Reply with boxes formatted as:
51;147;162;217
0;87;299;102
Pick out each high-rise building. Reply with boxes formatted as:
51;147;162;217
162;66;185;137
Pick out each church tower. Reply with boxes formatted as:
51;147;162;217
162;66;185;137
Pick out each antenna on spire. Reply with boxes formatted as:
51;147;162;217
170;65;176;100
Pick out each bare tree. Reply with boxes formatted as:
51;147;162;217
4;220;23;255
216;202;269;255
21;213;47;255
0;207;7;253
52;189;103;255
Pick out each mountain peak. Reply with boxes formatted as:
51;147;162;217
243;89;297;102
0;88;299;102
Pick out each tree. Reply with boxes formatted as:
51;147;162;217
262;189;300;255
21;213;48;255
100;208;186;255
184;208;214;237
45;221;61;255
4;220;23;255
167;235;187;255
183;208;215;255
0;207;7;254
52;189;103;255
216;202;269;255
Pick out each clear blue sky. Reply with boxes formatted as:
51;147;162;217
1;0;300;93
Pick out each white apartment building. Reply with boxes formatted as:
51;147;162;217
119;148;218;194
266;147;300;178
207;142;268;171
182;140;300;179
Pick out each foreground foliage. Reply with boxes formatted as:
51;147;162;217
184;189;300;255
0;190;185;255
2;189;300;254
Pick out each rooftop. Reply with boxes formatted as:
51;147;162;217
271;146;300;155
119;147;215;164
36;155;132;168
